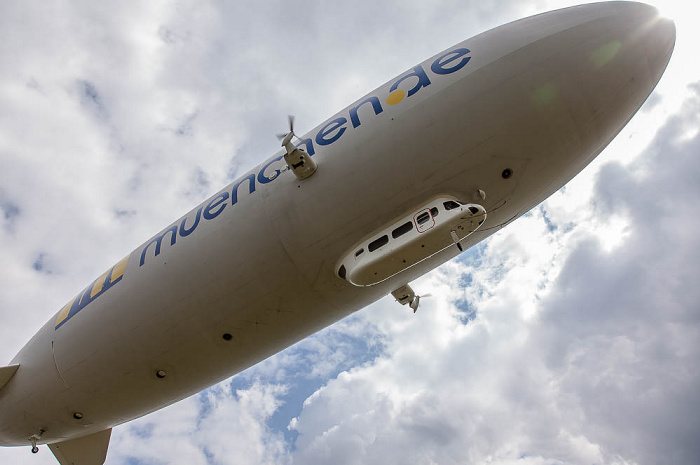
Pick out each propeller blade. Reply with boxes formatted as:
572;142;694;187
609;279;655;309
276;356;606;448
288;115;295;133
277;133;288;140
410;295;420;312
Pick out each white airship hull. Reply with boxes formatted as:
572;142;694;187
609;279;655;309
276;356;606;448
0;2;674;462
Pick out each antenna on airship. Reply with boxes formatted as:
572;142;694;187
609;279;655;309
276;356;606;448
276;115;317;180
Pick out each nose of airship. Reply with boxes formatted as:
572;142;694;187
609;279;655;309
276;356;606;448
610;1;676;75
552;2;675;83
443;1;677;220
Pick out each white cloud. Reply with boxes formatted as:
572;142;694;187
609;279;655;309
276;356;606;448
109;381;290;465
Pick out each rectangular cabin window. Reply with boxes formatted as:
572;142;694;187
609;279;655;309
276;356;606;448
392;221;413;239
444;200;460;210
430;207;439;217
368;235;389;252
416;212;431;225
355;248;364;257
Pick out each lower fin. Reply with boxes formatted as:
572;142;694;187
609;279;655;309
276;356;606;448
0;364;19;391
48;428;112;465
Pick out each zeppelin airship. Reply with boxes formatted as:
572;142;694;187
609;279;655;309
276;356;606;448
0;2;675;464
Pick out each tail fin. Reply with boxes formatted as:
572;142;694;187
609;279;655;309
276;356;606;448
0;364;19;391
48;428;112;465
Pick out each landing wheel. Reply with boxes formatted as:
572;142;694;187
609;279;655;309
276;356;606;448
29;428;44;454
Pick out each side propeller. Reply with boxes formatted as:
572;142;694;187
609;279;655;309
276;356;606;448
392;284;432;313
410;293;432;313
277;115;298;148
276;115;318;180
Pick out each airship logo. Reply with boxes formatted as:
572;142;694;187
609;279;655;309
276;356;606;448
53;47;474;330
387;48;471;105
54;255;130;330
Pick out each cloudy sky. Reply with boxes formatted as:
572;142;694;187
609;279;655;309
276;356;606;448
1;1;698;464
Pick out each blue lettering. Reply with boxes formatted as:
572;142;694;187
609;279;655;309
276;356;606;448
296;138;315;155
258;155;285;184
179;207;202;237
349;96;383;128
231;173;256;206
389;65;431;98
140;226;178;266
431;48;471;75
56;48;478;329
316;117;348;146
203;192;229;220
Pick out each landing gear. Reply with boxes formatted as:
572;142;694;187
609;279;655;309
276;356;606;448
29;429;45;455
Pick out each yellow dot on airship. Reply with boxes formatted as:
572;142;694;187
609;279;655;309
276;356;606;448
386;89;406;105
